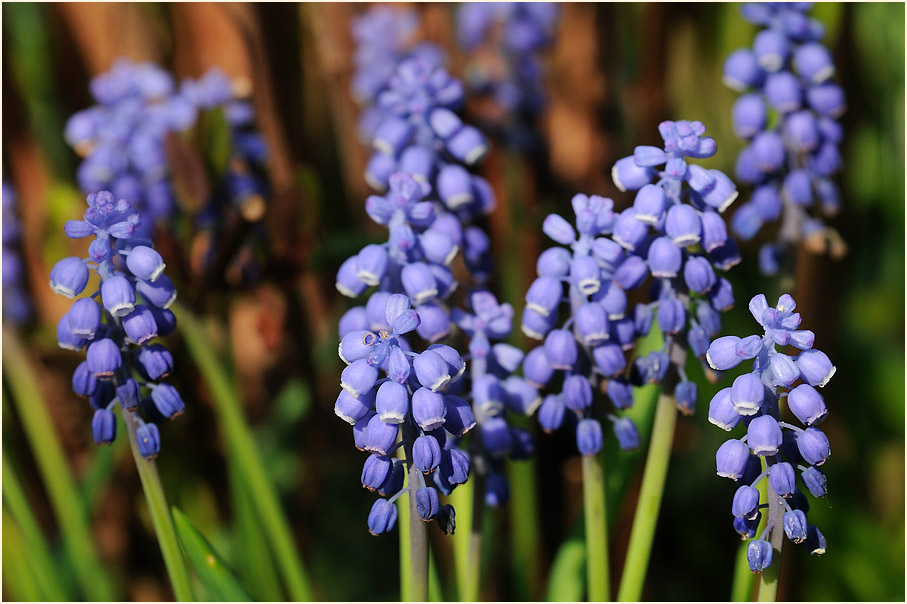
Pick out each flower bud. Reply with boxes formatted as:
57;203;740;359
68;298;102;339
361;455;392;491
446;125;488;165
657;298;686;334
747;415;783;456
801;465;827;498
577;418;603;456
593;341;626;377
136;274;177;309
542;213;576;245
746;539;773;573
708;388;741;431
364;415;398;456
537;394;565;433
571;255;602;295
126;246;166;282
796;349;835;388
123;305;158;345
675;381;697;415
412;387;447;431
734;513;761;540
481;417;513;458
783;509;808;544
341;359;379;398
415;487;440;521
732;485;760;519
806;525;827;555
91;409;117;445
439;448;470;486
797;427;831;466
611;156;655;192
716;439;750;479
150;383;185;419
544;329;577;371
612;417;640;452
723;48;762;91
443;395;476;436
613;210;648;251
536;247;571;277
607;379;634;410
50;257;90;298
633;184;666;224
86;338;121;380
136;422;161;459
367;498;398;536
523;346;554;387
613;255;648;290
335;388;374;425
575;303;609;347
665;205;701;247
413;435;442;474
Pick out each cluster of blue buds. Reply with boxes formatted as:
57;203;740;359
707;294;832;571
336;293;472;534
337;171;461;342
3;182;32;324
607;120;741;414
67;60;269;229
456;2;560;148
49;191;182;458
65;59;198;226
723;2;846;275
520;193;640;454
522;120;740;454
450;289;537;507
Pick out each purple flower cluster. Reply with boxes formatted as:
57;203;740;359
522;120;740;454
65;59;198;226
451;290;536;507
66;60;269;229
49;191;182;458
337;293;473;534
723;2;845;275
3;182;32;324
707;294;832;571
457;2;560;148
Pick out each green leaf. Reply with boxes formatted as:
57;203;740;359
546;529;586;603
172;506;253;602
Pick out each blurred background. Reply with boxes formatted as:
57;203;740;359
2;3;903;601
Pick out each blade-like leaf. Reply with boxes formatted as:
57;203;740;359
172;506;253;602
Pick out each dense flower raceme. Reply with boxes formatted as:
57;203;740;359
2;182;32;324
723;2;846;275
66;59;269;228
336;171;538;512
336;293;475;534
49;191;182;458
456;2;560;149
522;120;741;454
707;294;833;570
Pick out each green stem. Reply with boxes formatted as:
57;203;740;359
397;448;412;602
582;452;610;602
617;392;678;602
756;484;784;601
507;458;542;600
449;477;474;600
177;305;313;600
123;411;195;602
2;452;68;601
1;328;115;601
402;423;428;602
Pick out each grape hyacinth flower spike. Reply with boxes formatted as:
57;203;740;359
50;191;183;456
336;293;473;537
707;293;833;579
723;3;847;277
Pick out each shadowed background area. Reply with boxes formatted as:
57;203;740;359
2;3;903;601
